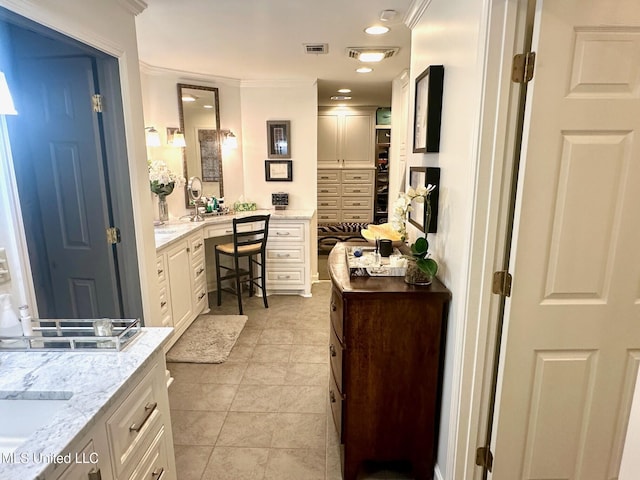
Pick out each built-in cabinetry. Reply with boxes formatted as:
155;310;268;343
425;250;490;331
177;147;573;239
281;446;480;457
318;107;375;169
50;350;176;480
156;229;208;346
327;242;451;480
266;218;311;296
317;169;374;223
374;126;391;224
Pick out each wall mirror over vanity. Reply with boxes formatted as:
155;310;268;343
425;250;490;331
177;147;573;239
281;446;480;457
177;83;223;207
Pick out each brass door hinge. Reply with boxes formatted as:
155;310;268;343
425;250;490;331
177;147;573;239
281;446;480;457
92;94;104;113
476;446;494;471
492;271;512;297
106;227;121;245
512;52;536;83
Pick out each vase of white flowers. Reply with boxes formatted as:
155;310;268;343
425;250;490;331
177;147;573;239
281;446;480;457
148;160;185;222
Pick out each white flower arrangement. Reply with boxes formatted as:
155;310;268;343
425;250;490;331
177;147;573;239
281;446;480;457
391;184;436;241
148;160;185;197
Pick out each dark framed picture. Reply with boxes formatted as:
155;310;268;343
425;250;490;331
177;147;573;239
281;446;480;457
267;120;291;159
413;65;444;153
408;166;440;233
265;160;293;181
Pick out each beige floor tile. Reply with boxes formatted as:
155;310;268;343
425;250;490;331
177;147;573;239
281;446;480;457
169;383;238;411
264;448;326;480
241;363;288;385
258;328;296;344
279;386;327;413
250;344;292;363
173;445;213;480
284;363;329;386
226;344;255;362
230;384;282;412
171;410;226;446
236;328;261;346
271;413;326;449
168;362;247;385
293;329;329;345
216;412;278;447
290;344;329;363
201;446;269;480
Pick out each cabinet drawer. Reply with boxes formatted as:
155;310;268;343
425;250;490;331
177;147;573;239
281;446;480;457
54;439;99;480
329;369;344;439
269;222;305;242
205;222;255;239
189;231;205;260
342;184;372;196
342;210;371;222
267;267;305;287
318;185;339;196
329;327;344;392
158;285;171;327
126;427;169;480
107;367;163;477
193;280;208;312
342;198;371;209
318;198;339;209
342;170;374;183
156;255;167;284
317;170;340;183
192;257;206;283
330;287;344;343
266;245;305;263
318;210;340;223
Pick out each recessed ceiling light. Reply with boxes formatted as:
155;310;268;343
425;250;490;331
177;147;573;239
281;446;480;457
330;95;352;101
358;51;386;62
365;25;390;35
356;67;373;73
203;104;214;109
337;88;352;94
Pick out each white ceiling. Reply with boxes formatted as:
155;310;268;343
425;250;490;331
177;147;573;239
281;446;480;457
135;0;412;107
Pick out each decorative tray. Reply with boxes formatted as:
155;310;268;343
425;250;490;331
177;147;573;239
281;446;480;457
0;318;142;352
345;246;407;277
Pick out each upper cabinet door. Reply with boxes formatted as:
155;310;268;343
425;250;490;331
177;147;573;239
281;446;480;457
318;114;340;165
318;109;375;168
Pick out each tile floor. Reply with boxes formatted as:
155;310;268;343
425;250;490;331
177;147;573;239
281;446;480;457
167;281;413;480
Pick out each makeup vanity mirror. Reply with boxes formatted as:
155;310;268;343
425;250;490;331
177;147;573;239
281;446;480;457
177;83;223;208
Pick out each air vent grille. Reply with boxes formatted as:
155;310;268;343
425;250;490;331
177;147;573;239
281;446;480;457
304;43;329;54
346;47;399;59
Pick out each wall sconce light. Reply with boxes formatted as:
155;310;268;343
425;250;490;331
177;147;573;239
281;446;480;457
166;127;186;147
145;126;161;147
221;130;238;149
0;72;18;115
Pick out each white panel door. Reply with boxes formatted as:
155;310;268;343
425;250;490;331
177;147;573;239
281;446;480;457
492;1;640;479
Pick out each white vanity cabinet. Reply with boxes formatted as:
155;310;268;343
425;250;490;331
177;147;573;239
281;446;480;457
266;218;311;296
156;229;209;346
50;350;176;480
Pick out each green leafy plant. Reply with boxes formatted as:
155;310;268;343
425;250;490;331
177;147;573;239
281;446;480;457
409;236;438;277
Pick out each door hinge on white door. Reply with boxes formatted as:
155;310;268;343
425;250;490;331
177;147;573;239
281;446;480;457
106;227;121;245
92;94;104;113
492;271;512;297
476;446;494;471
512;52;536;83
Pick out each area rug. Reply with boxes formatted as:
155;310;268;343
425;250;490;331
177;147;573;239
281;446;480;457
166;314;247;364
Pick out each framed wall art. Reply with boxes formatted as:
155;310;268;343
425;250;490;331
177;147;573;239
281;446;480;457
267;120;291;159
408;166;440;233
265;160;293;181
413;65;444;153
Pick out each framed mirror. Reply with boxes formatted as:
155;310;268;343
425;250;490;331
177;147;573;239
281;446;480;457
177;83;223;207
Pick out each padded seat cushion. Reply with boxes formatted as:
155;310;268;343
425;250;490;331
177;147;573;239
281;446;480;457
216;242;262;255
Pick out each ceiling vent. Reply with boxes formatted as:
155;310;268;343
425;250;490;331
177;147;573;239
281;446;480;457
304;43;329;54
346;47;399;60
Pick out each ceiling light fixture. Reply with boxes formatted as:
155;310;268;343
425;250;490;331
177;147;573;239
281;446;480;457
365;25;390;35
330;95;352;101
337;88;352;94
181;94;197;102
347;47;399;63
358;51;386;63
356;67;373;73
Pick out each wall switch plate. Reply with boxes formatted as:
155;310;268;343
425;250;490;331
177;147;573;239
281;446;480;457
0;248;10;285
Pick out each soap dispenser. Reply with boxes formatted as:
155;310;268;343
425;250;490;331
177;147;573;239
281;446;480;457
0;293;23;346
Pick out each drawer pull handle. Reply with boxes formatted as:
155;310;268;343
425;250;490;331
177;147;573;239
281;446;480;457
352;203;361;206
329;344;337;357
129;402;157;432
320;189;329;193
320;176;329;179
160;301;167;308
151;467;165;479
198;291;207;301
353;189;361;193
329;390;336;403
353;216;361;219
276;232;291;236
353;176;362;179
194;242;203;250
88;468;102;480
157;269;163;275
277;253;291;258
226;229;233;233
196;267;205;276
321;216;329;219
320;203;329;206
277;275;291;279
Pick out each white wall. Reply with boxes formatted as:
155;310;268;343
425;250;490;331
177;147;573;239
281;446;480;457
0;0;158;323
407;0;489;477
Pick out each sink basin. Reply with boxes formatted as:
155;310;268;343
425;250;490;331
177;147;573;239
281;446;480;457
0;396;71;455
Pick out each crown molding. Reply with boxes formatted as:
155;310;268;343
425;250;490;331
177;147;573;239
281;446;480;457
116;0;148;16
139;62;241;87
404;0;433;29
240;78;317;89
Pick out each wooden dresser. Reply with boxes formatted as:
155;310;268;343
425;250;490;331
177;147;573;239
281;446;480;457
327;243;451;480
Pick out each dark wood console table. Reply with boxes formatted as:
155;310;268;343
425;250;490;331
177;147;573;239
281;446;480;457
327;242;451;480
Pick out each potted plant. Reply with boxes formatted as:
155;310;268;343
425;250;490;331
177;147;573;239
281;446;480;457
405;236;438;285
148;160;185;222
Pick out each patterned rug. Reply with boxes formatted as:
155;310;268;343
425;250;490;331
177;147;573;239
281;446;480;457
166;314;247;363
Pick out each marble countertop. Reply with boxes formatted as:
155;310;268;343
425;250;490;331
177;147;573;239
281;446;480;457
154;208;316;250
0;327;173;480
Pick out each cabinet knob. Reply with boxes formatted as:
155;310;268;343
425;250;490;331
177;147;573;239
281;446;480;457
329;344;337;357
186;247;190;253
198;291;207;301
160;301;167;308
157;269;163;275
